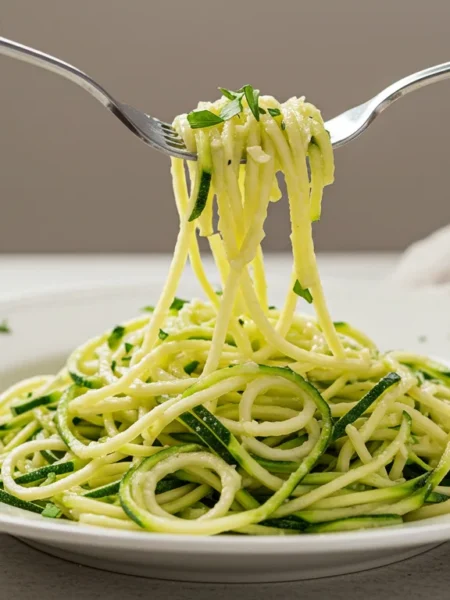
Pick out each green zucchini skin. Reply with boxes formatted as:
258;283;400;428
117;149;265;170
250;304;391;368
11;391;62;416
0;489;43;514
332;372;401;441
40;449;61;464
261;515;308;531
84;481;121;499
83;476;183;499
177;364;331;478
13;461;76;485
178;409;236;465
69;372;102;389
120;444;203;529
306;514;402;533
0;412;34;432
400;357;450;386
188;170;212;222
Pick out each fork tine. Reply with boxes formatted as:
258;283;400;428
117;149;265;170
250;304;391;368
146;119;182;143
118;105;195;158
162;128;183;140
160;123;176;133
152;126;185;148
154;118;176;131
148;117;182;140
164;138;188;150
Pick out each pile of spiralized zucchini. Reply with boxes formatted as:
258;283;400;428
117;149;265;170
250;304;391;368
1;299;449;535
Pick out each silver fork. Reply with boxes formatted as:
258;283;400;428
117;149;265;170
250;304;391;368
2;35;450;159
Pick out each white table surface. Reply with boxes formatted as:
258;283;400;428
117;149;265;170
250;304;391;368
0;252;397;297
2;252;449;600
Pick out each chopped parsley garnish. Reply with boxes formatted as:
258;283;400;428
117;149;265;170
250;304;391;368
42;503;62;519
220;96;243;121
184;360;200;375
111;360;117;373
219;87;240;101
215;290;223;296
121;356;131;363
227;160;232;166
241;84;261;122
124;342;133;354
187;110;224;129
158;329;169;341
189;85;264;129
141;305;155;313
170;297;188;311
0;320;11;334
281;121;286;130
238;318;245;326
268;305;277;310
259;107;267;115
293;280;313;304
268;108;281;117
107;325;125;350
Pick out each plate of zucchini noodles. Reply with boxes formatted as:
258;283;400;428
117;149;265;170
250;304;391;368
1;88;450;582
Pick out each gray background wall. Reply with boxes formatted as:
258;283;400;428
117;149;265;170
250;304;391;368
1;0;450;253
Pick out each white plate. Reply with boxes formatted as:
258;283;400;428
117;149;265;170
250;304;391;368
0;279;449;583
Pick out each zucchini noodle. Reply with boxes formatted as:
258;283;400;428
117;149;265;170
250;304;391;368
1;90;450;536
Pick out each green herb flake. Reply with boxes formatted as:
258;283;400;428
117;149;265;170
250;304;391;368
220;96;243;121
107;325;125;350
268;305;277;310
268;108;281;117
0;320;11;334
69;372;101;390
184;360;200;375
170;297;188;311
158;329;169;341
42;503;62;519
227;160;232;166
141;305;155;313
187;110;224;129
259;107;267;115
238;318;245;326
215;290;223;296
219;87;240;101
121;356;131;363
111;360;117;373
240;84;261;122
124;342;133;354
281;121;286;130
293;280;313;304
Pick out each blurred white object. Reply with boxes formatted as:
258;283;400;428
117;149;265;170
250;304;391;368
390;225;450;287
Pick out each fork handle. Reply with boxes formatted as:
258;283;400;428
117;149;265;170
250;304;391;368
375;60;450;110
0;36;116;109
